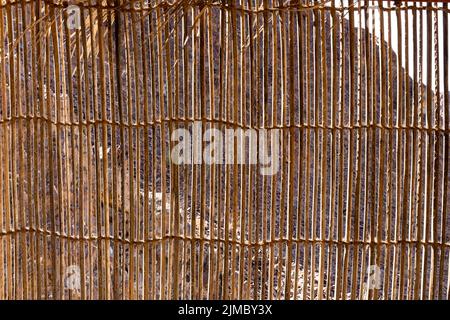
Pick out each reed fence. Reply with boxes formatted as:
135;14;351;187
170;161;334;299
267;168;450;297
0;0;449;299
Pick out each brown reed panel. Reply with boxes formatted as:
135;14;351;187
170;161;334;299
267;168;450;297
0;0;449;300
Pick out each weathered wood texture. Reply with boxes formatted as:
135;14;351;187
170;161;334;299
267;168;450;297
0;0;448;299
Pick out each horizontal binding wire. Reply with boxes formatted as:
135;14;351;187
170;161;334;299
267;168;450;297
1;228;450;249
1;114;449;133
2;0;450;13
